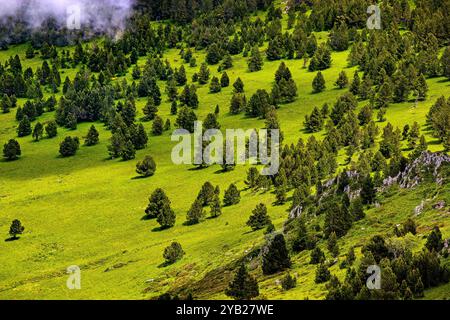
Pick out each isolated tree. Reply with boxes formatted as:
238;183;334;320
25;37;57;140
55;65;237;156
197;182;216;206
262;234;291;275
136;155;157;177
84;125;99;146
59;136;80;157
248;46;263;72
198;63;210;84
312;71;326;93
9;219;24;239
335;71;349;89
152;116;164;136
45;121;58;138
146;188;171;219
220;72;230;87
281;273;297;290
175;65;187;86
223;183;240;206
17;115;32;137
163;242;184;264
157;201;176;229
209;76;221;93
225;264;259;300
186;198;204;225
246;203;271;231
3;139;21;161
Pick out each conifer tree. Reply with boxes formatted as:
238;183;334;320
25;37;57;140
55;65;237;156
225;264;259;300
327;232;339;258
310;247;326;264
312;71;326;93
246;203;271;231
248;46;263;72
315;263;331;283
335;71;349;89
157;201;176;229
223;183;241;206
220;72;230;87
210;193;222;218
209;76;221;93
3;139;21;161
152;116;164;135
261;233;291;275
146;188;170;219
163;242;184;264
186;198;204;225
17;115;32;137
136;155;156;177
233;77;244;93
9;219;24;239
84;125;99;146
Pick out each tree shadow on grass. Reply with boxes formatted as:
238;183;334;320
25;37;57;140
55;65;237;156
4;237;19;242
157;261;173;268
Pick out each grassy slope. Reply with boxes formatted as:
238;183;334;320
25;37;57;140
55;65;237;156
0;18;450;299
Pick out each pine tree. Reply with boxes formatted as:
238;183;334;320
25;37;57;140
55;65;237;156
414;73;428;101
209;76;221;93
233;77;244;93
230;93;246;115
248;46;263;72
281;273;297;290
425;226;443;252
261;234;291;275
175;65;187;86
245;167;260;189
220;72;230;87
198;63;210;85
440;46;450;79
157;201;176;229
136;155;157;177
223;183;241;206
315;263;331;283
360;175;376;205
145;188;171;219
151;116;164;136
84;125;99;146
175;107;197;133
32;122;44;141
335;71;349;89
210;193;222;218
246;203;271;231
120;139;136;160
186;198;204;225
59;136;80;157
225;264;259;300
327;232;339;258
203;113;220;131
163;242;184;264
349;71;360;96
170;101;178;115
312;71;326;93
206;43;221;65
310;247;326;264
9;219;24;239
143;97;158;121
3;139;21;161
